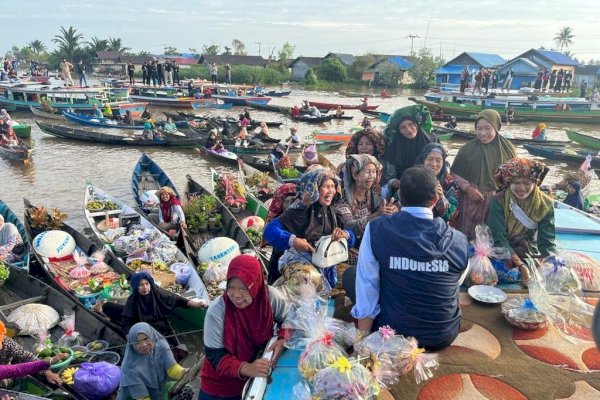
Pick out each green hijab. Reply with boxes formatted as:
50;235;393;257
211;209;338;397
451;111;517;191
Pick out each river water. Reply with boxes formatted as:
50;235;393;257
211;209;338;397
3;86;599;233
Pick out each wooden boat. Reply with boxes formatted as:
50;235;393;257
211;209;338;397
331;114;354;120
0;140;31;162
432;126;571;146
237;159;276;220
82;185;210;328
63;111;189;131
22;199;135;336
197;146;239;166
308;101;379;111
313;130;353;142
242;101;289;113
131;153;183;236
523;144;600;168
566;130;600;150
225;141;343;155
191;101;233;110
410;97;600;124
129;86;213;108
554;200;600;262
431;113;529;124
0;387;50;400
0;265;126;365
271;158;309;184
29;106;66;120
291;114;334;123
36;121;201;147
0;199;30;271
185;174;268;272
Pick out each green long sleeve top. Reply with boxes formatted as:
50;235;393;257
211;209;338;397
487;197;557;257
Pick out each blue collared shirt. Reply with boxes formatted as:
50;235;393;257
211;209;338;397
351;207;433;320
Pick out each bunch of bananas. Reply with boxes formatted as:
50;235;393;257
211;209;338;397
61;366;79;385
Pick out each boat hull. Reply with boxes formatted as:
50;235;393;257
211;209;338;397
566;130;600;150
308;101;378;110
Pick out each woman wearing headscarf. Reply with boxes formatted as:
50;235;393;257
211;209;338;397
263;168;356;288
200;255;290;400
117;323;189;400
531;123;547;141
102;271;205;346
451;109;517;238
487;158;555;286
0;321;63;387
382;105;434;185
149;187;186;233
345;128;386;160
0;215;24;264
563;181;584;210
336;155;396;243
415;143;459;222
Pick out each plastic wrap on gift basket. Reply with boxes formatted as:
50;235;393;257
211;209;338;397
538;253;582;294
529;263;595;342
501;298;548;330
313;356;379;400
292;380;312;400
202;262;228;285
150;238;178;264
465;224;510;287
58;311;81;348
557;250;600;292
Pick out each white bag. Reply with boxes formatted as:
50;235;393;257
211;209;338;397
311;235;348;269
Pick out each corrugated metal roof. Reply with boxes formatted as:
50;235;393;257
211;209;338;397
288;57;322;68
387;56;414;69
535;49;578;66
464;52;506;67
435;65;465;74
576;65;600;75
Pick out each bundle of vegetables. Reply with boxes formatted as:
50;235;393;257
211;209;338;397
245;227;262;246
279;167;301;179
0;261;10;285
246;172;275;197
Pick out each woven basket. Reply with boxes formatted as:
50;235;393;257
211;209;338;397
146;269;176;288
501;307;548;330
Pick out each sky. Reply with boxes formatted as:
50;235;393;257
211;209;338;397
3;0;600;63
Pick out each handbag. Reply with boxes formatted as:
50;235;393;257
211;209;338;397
311;211;348;269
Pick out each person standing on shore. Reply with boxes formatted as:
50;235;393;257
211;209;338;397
224;63;232;85
492;70;499;90
580;80;588;98
59;59;74;86
460;66;469;93
164;59;173;85
156;60;164;86
211;62;218;84
542;69;549;92
127;61;135;84
141;62;148;85
76;60;88;87
172;60;180;84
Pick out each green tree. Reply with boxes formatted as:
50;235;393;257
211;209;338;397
107;37;130;52
27;40;47;56
277;42;295;64
304;68;318;85
554;26;575;52
409;48;439;89
376;62;403;87
52;25;84;60
137;50;152;56
202;44;220;55
348;54;376;80
188;48;200;57
164;46;179;55
316;58;347;82
85;37;108;52
222;46;232;55
232;39;246;56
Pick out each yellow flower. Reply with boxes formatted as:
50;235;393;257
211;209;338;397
333;356;352;373
411;347;425;360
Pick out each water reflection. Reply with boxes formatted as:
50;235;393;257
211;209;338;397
3;90;598;232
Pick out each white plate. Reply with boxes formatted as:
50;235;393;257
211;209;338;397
467;285;507;304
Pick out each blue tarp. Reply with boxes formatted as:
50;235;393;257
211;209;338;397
387;56;413;69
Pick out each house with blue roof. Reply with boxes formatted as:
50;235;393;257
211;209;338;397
435;52;506;85
497;49;578;90
362;55;414;86
575;65;600;87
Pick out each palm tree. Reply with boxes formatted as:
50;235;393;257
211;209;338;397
85;36;109;52
52;26;83;60
27;40;46;55
554;26;575;52
107;38;130;53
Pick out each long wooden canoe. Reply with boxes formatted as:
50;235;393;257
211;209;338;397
82;185;210;329
0;140;31;162
30;106;66;120
566;130;600;150
225;141;343;155
0;199;30;271
432;126;571;146
308;101;379;111
523;144;600;168
23;198;132;336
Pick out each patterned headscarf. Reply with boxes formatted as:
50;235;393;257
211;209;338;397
345;128;386;159
289;168;341;209
266;183;297;222
343;154;382;207
494;158;549;189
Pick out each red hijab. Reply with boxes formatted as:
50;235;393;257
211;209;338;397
159;191;181;223
223;255;273;361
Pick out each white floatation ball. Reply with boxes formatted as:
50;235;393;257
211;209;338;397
198;237;241;266
240;216;264;231
140;190;159;207
33;230;76;258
